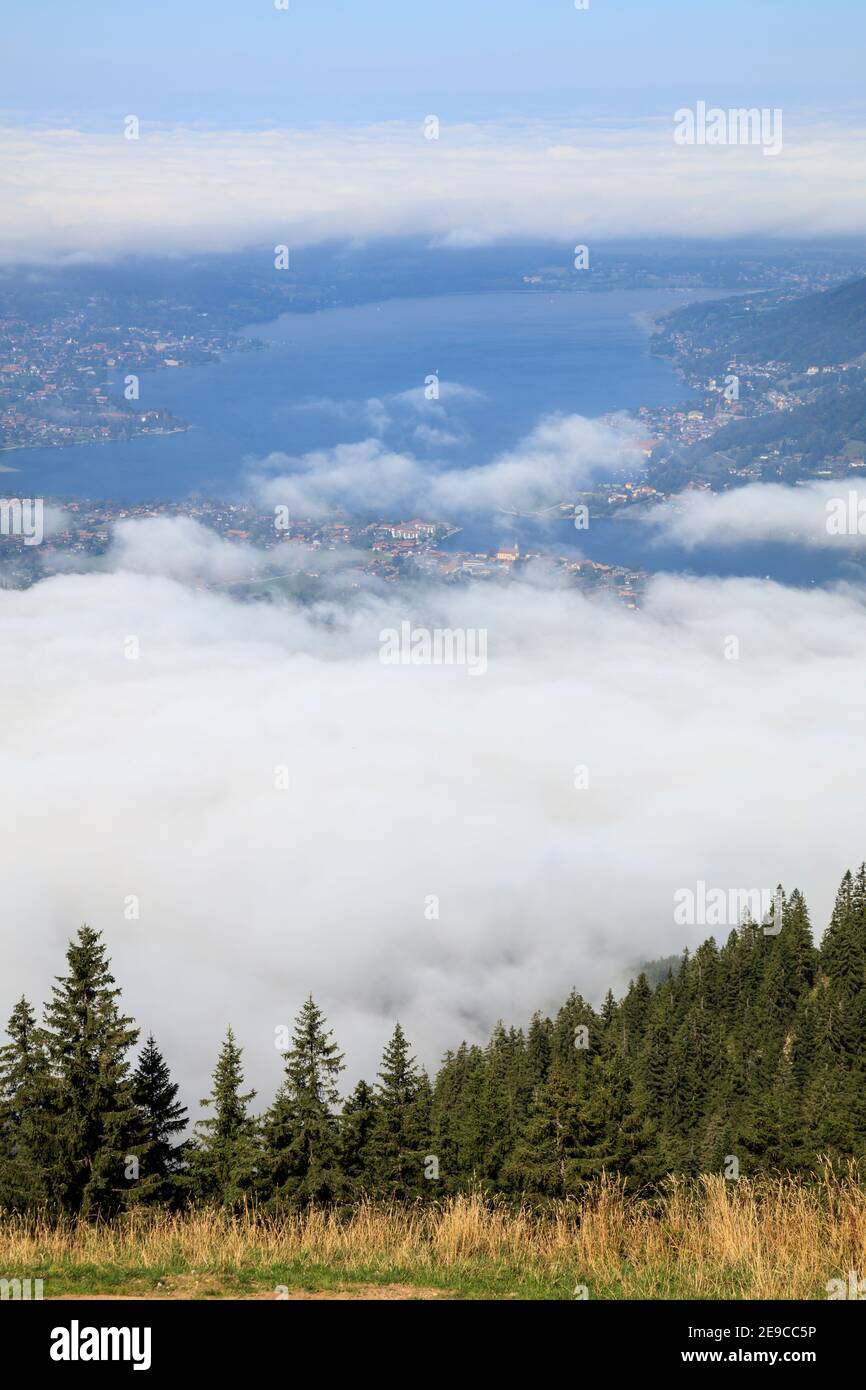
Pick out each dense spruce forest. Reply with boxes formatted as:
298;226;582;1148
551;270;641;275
2;868;866;1218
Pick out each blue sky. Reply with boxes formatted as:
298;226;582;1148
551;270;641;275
4;0;866;128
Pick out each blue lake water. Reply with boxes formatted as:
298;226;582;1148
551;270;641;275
4;288;701;502
3;286;854;582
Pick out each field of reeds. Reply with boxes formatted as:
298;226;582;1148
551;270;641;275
2;1171;864;1300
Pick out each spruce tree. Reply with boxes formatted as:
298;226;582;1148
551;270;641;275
7;867;866;1207
525;1013;553;1098
505;997;603;1194
446;1043;488;1184
821;870;862;992
619;973;653;1057
429;1048;464;1188
43;927;141;1217
340;1079;376;1193
192;1027;259;1206
480;1022;527;1186
367;1023;429;1198
263;996;345;1204
132;1034;189;1205
504;1051;596;1195
0;998;54;1210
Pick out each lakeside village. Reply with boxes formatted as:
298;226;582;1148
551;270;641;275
0;498;646;608
0;312;257;452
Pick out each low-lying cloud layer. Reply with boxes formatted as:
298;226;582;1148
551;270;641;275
250;410;642;518
4;116;866;261
3;520;866;1107
638;479;866;550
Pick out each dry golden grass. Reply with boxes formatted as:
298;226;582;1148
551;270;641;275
2;1168;864;1299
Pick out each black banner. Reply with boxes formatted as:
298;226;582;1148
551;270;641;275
5;1296;861;1375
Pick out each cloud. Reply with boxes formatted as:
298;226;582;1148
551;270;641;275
391;382;485;414
250;411;641;520
286;382;482;448
412;424;466;449
3;536;866;1109
104;516;272;583
251;439;428;519
3;116;866;260
92;515;361;589
428;411;642;513
638;480;866;550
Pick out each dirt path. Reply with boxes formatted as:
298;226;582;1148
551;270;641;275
51;1281;447;1301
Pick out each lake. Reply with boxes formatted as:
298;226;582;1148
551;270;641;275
6;284;849;583
4;288;701;503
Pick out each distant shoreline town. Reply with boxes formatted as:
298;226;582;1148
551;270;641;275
0;314;258;452
0;498;647;608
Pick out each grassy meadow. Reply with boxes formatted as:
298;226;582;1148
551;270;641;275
1;1170;864;1301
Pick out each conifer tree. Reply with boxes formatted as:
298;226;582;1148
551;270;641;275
444;1042;488;1186
367;1023;429;1198
263;996;345;1203
525;1013;553;1097
504;1050;596;1195
821;870;862;992
505;997;602;1194
132;1034;189;1204
192;1027;259;1206
619;973;653;1057
480;1022;528;1185
0;998;54;1210
43;927;141;1217
429;1048;463;1186
8;868;866;1211
340;1079;376;1192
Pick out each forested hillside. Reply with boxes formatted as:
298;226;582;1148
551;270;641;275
656;379;866;485
2;869;866;1217
658;276;866;371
